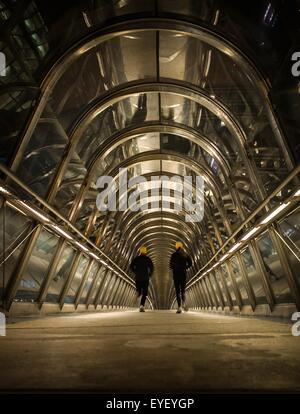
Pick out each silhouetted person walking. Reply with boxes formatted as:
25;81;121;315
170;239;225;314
130;246;153;312
170;242;192;313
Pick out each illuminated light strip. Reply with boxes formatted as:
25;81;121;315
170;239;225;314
0;185;10;194
18;201;50;223
52;224;73;240
241;226;260;241
294;189;300;197
75;241;89;252
228;242;242;254
260;202;290;225
90;252;100;261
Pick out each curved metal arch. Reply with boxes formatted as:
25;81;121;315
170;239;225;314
92;151;233;235
87;122;231;178
122;221;199;273
91;157;234;234
106;208;205;246
81;121;245;224
123;219;196;249
73;152;225;225
98;151;221;200
67;145;226;226
48;80;257;203
123;228;194;265
89;167;226;238
102;206;212;267
125;233;197;284
84;154;230;260
89;170;227;260
12;18;291;206
102;194;210;260
118;231;201;274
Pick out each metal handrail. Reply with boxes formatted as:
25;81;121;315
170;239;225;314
187;163;300;287
0;162;135;286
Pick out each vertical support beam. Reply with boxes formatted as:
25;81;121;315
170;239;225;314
225;261;243;309
211;271;225;308
114;280;126;308
94;269;110;307
218;267;233;310
270;225;300;310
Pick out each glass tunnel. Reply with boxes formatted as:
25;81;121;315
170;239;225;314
1;1;300;319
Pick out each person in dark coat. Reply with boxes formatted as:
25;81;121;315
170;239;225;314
130;246;154;312
170;242;192;313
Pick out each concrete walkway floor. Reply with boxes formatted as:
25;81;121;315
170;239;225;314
0;310;299;393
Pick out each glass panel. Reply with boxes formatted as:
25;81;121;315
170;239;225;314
215;270;228;306
209;273;222;307
92;132;160;178
15;230;58;302
46;245;76;303
51;31;157;130
54;156;86;217
0;203;33;300
221;264;237;306
79;261;99;304
159;30;289;196
230;256;249;304
64;255;89;303
257;231;293;303
87;267;106;304
241;247;266;304
278;207;300;290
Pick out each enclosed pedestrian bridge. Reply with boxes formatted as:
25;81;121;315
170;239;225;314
0;0;300;393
